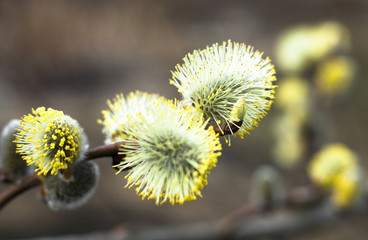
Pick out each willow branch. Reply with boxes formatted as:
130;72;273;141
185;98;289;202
32;203;345;240
118;186;328;240
0;141;128;211
0;174;41;210
85;141;127;160
27;185;358;240
216;185;325;236
119;187;363;240
0;122;241;212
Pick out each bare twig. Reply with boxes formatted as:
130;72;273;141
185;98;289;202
24;203;344;240
216;185;325;237
25;186;359;240
0;174;41;210
119;187;364;240
85;141;127;160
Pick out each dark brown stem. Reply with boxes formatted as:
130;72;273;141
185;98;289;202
216;185;324;237
0;174;41;210
38;185;357;240
85;141;127;160
92;186;331;240
216;203;264;238
211;120;243;136
0;141;128;211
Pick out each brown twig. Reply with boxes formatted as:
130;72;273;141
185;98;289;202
85;141;127;160
33;198;348;240
211;120;243;136
216;184;325;238
0;174;41;210
2;180;359;240
125;186;361;240
0;141;127;211
93;186;338;240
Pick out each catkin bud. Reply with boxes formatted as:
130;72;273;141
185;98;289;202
248;165;286;208
15;107;89;176
0;119;33;182
42;161;99;211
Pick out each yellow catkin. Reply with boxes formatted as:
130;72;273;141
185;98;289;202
115;99;221;205
170;40;276;140
308;144;361;208
15;107;87;176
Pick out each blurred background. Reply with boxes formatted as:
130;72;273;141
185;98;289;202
0;0;367;239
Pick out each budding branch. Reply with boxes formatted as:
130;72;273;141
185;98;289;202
0;141;126;211
0;121;242;211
